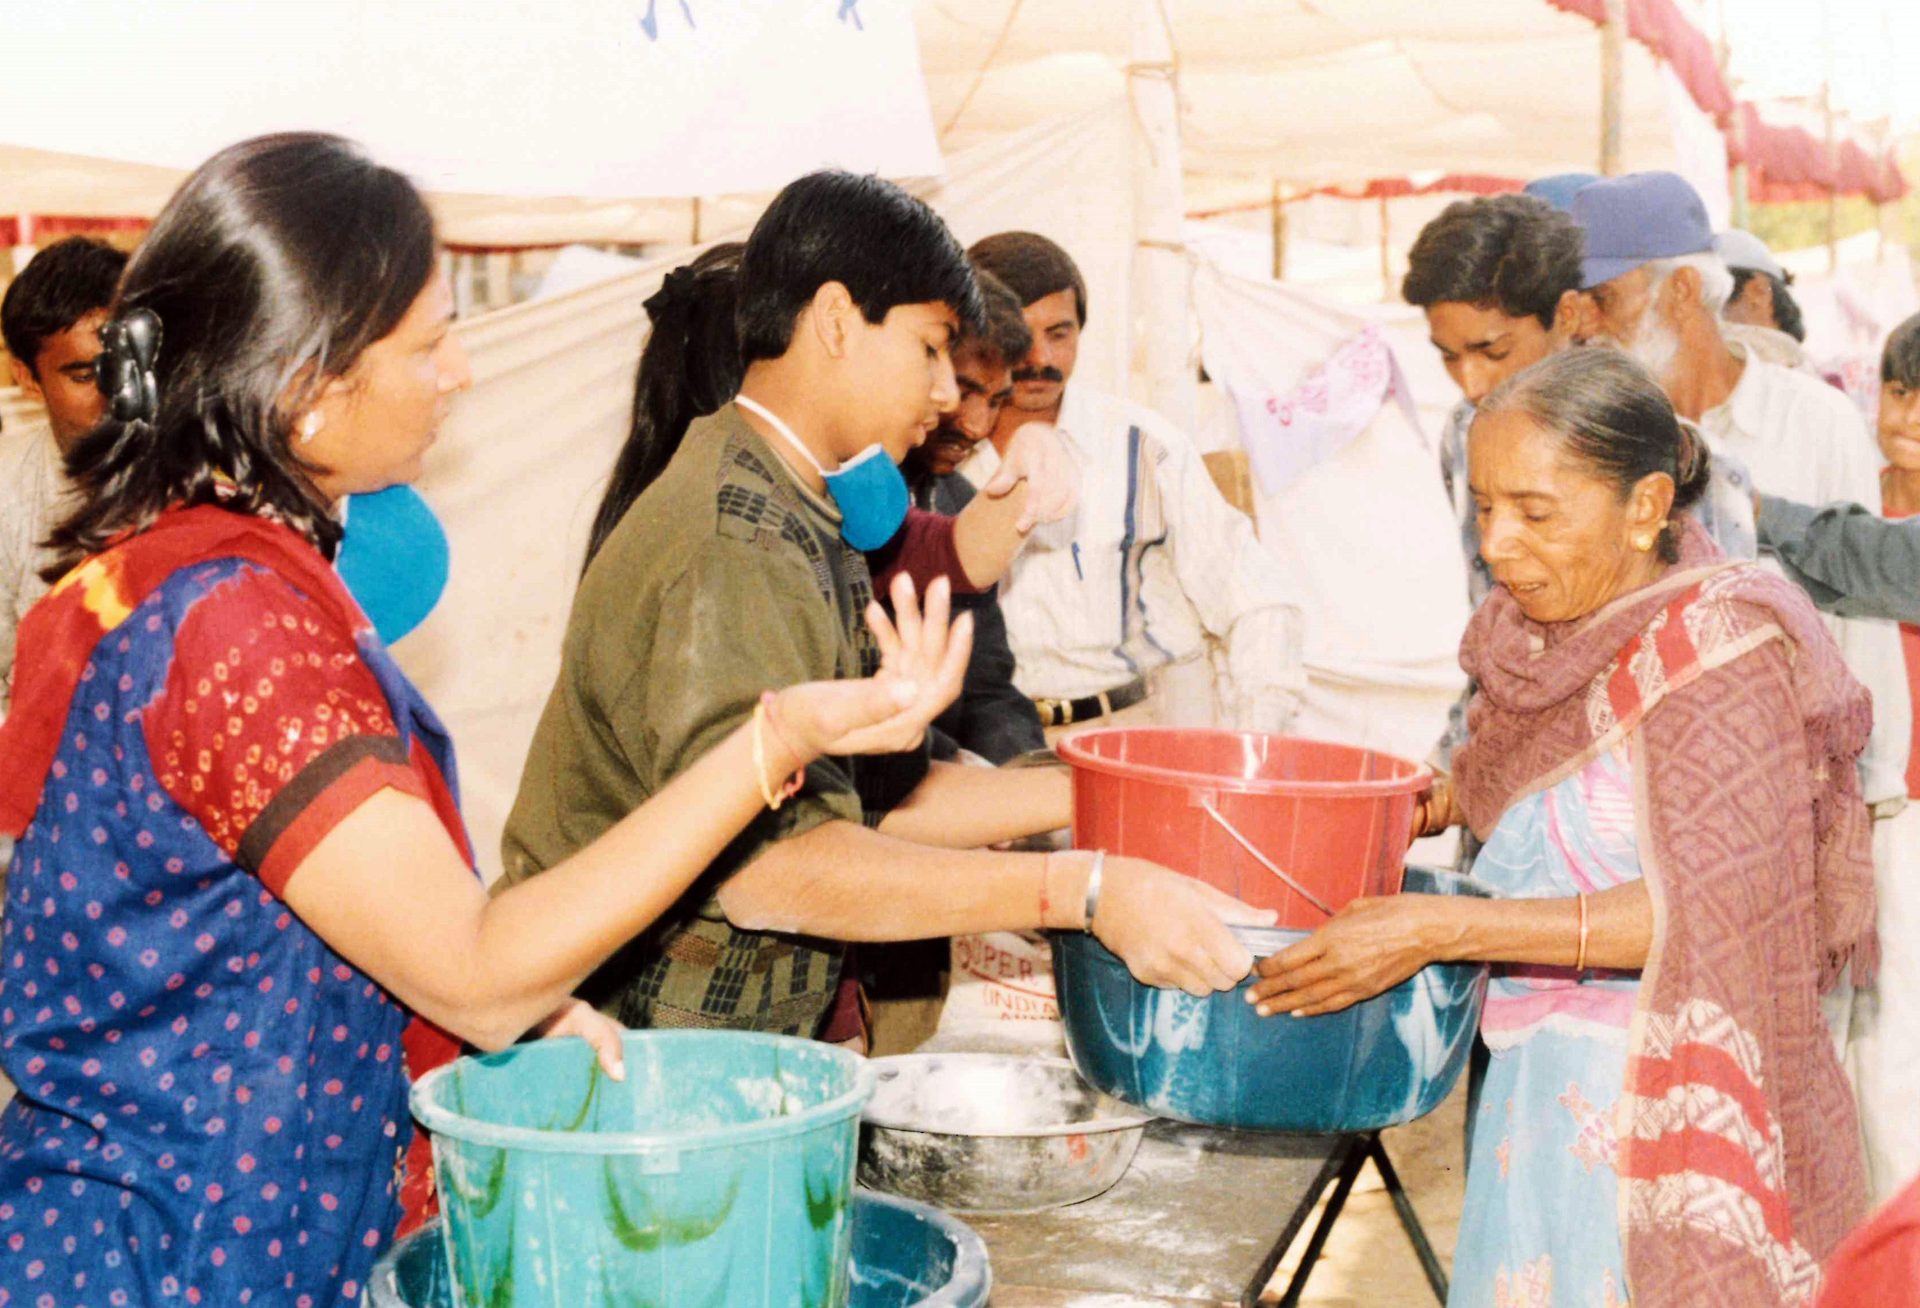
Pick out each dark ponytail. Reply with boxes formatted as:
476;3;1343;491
1670;421;1711;516
583;243;745;571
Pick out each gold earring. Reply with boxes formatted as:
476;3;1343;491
1633;533;1655;552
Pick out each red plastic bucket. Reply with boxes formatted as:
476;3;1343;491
1058;729;1430;928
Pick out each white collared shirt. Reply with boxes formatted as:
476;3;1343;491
0;419;70;717
962;384;1304;731
1702;344;1912;805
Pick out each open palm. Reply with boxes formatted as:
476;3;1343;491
778;572;973;757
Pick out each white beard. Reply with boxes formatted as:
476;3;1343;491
1622;304;1682;391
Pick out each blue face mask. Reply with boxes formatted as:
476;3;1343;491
335;484;450;646
736;394;909;551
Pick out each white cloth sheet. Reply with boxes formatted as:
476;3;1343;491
0;1;941;200
1193;259;1470;770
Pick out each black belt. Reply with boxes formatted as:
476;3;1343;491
1033;677;1150;729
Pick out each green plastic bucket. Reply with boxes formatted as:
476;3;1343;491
410;1030;875;1307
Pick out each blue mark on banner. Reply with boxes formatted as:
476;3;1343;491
637;1;867;44
637;0;695;41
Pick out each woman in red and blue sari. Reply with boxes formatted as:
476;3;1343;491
0;133;973;1307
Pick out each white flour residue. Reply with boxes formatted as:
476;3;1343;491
865;1054;1131;1135
729;1075;800;1119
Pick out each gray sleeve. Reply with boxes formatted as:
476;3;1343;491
0;546;22;719
1757;494;1920;624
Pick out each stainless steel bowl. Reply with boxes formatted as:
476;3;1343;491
859;1053;1151;1215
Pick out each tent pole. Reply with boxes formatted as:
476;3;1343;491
1729;111;1751;230
1600;0;1625;175
485;253;512;309
1128;0;1194;430
1822;5;1839;275
1378;195;1392;301
1270;179;1287;282
1716;0;1749;229
1824;83;1839;274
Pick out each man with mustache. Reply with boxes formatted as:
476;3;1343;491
1575;171;1911;1060
891;269;1045;764
964;232;1303;735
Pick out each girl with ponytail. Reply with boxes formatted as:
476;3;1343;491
586;242;745;569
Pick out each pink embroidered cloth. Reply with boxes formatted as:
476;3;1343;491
1454;519;1874;1306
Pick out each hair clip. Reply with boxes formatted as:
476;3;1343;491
96;308;163;424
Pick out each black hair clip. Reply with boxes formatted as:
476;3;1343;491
643;265;699;321
96;308;163;424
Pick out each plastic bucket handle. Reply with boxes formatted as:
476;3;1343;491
1197;796;1335;918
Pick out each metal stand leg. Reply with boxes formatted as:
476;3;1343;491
1238;1137;1359;1307
1260;1133;1449;1308
1368;1135;1449;1304
1271;1136;1370;1308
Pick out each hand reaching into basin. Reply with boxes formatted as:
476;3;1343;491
531;997;629;1081
1093;857;1274;997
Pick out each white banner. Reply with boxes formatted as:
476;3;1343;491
0;0;941;199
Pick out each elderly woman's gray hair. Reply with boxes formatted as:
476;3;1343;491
1477;348;1711;563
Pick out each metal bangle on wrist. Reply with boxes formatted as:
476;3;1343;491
1081;849;1105;931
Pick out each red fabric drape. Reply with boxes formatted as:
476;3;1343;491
1544;0;1734;118
1733;106;1909;206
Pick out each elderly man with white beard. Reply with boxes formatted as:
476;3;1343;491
1575;170;1912;1062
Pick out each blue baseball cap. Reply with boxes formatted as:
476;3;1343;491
1570;171;1714;289
1522;173;1597;213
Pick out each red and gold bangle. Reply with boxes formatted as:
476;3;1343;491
1574;893;1590;973
756;690;805;808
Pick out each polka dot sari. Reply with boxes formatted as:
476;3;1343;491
0;511;466;1306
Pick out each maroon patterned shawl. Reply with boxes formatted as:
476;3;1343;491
1453;519;1874;1307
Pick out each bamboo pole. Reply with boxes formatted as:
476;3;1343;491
1378;195;1392;301
1822;8;1839;275
1729;118;1751;229
1825;85;1840;275
1600;0;1626;175
1716;0;1749;229
485;252;512;309
1128;0;1195;430
1270;179;1287;282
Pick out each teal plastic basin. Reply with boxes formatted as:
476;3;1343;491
410;1031;875;1307
367;1192;991;1308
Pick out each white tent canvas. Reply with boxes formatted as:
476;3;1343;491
0;0;941;200
919;0;1726;210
